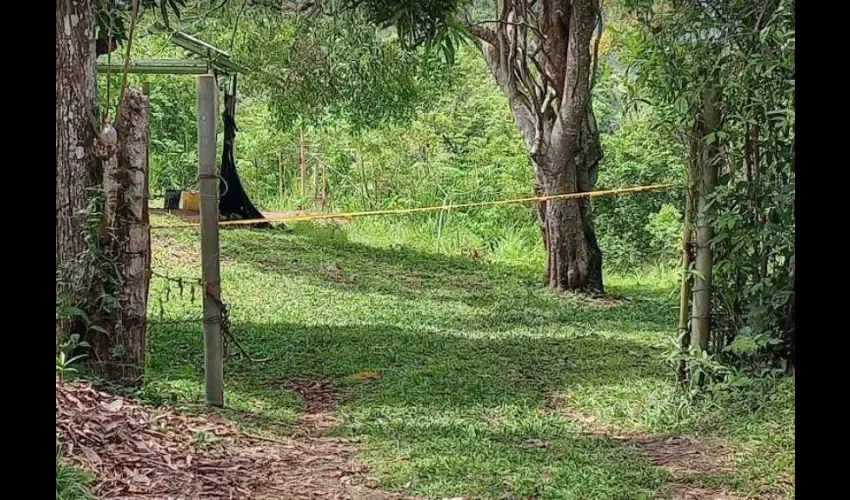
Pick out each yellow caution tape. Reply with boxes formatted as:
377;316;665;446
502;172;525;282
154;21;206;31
150;183;678;230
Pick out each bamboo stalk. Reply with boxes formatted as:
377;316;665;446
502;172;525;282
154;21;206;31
197;74;223;407
690;86;721;352
677;181;695;382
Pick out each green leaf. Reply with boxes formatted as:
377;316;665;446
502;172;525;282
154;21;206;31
57;306;88;322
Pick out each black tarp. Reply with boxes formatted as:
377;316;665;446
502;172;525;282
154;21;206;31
219;90;273;229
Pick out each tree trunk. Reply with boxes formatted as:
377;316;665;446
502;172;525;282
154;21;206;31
56;0;98;333
90;88;151;385
537;149;603;291
473;0;603;293
690;88;721;350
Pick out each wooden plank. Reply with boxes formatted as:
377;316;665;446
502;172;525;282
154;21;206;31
169;31;250;74
142;82;151;191
98;59;210;75
197;74;224;407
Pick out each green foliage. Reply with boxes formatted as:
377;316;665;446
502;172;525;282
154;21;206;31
705;1;795;370
81;189;123;316
181;4;453;131
56;442;94;500
56;334;91;380
645;203;682;261
621;0;795;376
99;3;803;328
72;3;795;495
146;78;199;191
104;3;690;271
99;67;200;192
593;110;685;269
95;0;190;47
353;0;462;51
55;187;121;349
191;430;219;451
666;345;785;403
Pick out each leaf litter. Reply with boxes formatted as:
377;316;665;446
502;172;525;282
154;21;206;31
56;376;416;499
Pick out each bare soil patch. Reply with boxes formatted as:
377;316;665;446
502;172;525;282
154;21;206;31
542;394;780;500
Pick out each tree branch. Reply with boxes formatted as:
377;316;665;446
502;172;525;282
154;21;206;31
466;24;499;46
472;19;545;37
590;1;603;90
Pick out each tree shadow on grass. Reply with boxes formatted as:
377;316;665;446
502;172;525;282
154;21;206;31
146;320;673;499
149;223;683;498
220;225;507;303
217;226;676;336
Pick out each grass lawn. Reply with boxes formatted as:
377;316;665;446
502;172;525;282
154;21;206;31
141;216;794;499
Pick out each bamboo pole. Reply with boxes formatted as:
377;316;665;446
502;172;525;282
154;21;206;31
690;87;721;351
677;180;695;381
197;74;223;407
142;82;151;203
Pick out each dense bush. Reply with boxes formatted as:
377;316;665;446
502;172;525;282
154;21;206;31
620;0;795;379
593;112;685;269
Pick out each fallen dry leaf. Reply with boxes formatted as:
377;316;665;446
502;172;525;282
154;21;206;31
56;376;418;500
347;370;382;381
101;399;124;412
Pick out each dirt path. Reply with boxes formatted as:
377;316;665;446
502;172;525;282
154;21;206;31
542;394;779;500
56;377;412;499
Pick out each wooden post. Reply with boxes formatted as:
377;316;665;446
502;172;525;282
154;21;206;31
226;74;237;116
142;82;151;203
313;155;319;203
321;161;328;210
278;151;284;200
299;128;306;198
197;74;223;406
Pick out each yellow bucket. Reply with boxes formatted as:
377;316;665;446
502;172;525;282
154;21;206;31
180;191;200;212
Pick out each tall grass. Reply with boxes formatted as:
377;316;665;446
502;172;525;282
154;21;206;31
338;210;545;269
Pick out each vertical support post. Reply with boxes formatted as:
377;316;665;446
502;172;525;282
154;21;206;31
676;179;695;382
321;161;328;210
226;74;238;117
278;151;284;200
142;82;151;205
197;74;223;407
690;86;720;353
313;154;319;203
299;128;306;198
